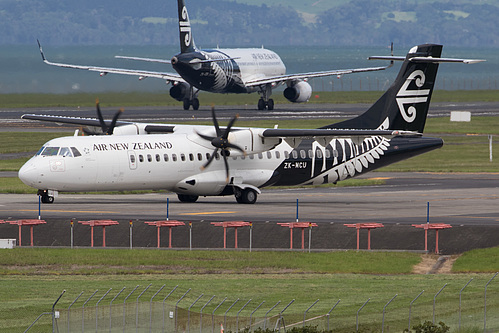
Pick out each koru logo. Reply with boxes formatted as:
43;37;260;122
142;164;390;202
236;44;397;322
179;6;192;47
396;70;430;123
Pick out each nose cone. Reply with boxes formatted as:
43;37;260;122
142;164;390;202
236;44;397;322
18;161;40;188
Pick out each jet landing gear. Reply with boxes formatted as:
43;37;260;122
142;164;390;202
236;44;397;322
183;97;200;111
177;194;199;203
257;98;274;111
37;189;54;204
258;83;274;110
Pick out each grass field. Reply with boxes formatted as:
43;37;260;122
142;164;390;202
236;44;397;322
1;249;499;332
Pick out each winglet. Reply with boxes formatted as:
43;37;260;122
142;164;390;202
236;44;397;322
37;39;47;62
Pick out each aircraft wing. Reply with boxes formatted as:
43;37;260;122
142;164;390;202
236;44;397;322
37;40;184;83
262;128;420;139
21;114;175;133
244;63;392;87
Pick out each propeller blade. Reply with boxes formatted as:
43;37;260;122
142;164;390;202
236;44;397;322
222;153;230;183
222;114;239;139
201;148;218;170
210;105;221;137
95;99;107;133
107;108;123;135
195;130;216;143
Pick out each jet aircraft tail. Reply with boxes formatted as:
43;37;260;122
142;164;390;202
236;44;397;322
329;44;444;133
177;0;197;53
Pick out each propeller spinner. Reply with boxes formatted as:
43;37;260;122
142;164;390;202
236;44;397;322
196;106;246;182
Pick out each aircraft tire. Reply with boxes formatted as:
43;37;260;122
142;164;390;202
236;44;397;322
183;99;191;110
177;194;199;203
240;188;257;204
192;98;200;110
267;99;274;110
41;194;54;204
257;99;266;110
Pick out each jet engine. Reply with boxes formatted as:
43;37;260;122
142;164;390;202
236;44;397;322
169;82;191;101
283;81;312;103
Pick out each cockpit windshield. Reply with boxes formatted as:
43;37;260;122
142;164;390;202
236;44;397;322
37;146;82;157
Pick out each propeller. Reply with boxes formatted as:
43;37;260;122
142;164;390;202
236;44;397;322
83;99;123;135
196;106;246;182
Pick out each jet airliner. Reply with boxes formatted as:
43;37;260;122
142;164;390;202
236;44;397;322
37;0;394;111
19;44;483;204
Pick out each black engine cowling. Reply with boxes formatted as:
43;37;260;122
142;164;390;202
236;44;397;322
283;81;313;103
169;82;191;101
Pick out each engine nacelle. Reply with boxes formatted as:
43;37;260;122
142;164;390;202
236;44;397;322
169;82;191;101
283;81;312;103
227;128;281;155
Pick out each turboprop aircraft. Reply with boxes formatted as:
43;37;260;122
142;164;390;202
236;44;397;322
19;44;483;204
37;0;395;111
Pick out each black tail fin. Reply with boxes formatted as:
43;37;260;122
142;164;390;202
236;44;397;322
329;44;443;133
177;0;197;53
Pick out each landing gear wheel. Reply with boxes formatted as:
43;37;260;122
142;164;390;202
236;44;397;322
239;188;257;204
267;99;274;110
257;98;266;110
40;194;54;204
183;99;191;110
192;98;200;110
177;194;199;203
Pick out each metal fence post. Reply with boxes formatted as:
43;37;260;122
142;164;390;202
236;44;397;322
382;294;397;333
433;284;447;324
484;272;498;333
136;284;152;333
188;294;204;333
303;299;319;327
212;297;227;333
175;288;191;333
459;279;473;330
67;291;84;333
123;285;140;333
82;290;99;333
326;300;340;331
236;299;252;332
150;285;166;333
264;301;280;330
162;285;178;333
249;301;265;332
96;288;112;332
356;298;370;332
51;289;65;333
276;299;294;332
408;290;424;332
109;287;126;333
200;295;215;333
224;298;239;330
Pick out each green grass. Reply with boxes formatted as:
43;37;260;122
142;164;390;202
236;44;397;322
453;247;499;273
1;90;499;108
1;249;499;332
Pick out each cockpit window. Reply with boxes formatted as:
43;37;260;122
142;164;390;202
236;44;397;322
41;147;59;156
71;147;82;157
59;147;72;157
35;147;45;156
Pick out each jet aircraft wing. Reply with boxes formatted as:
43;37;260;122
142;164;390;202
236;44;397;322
244;64;392;87
37;40;184;83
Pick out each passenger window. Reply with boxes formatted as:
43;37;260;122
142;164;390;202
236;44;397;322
147;154;152;162
300;150;306;159
325;149;331;158
197;153;202;161
258;153;263;159
249;154;254;160
163;154;169;162
206;153;211;160
284;151;289;159
308;150;313;158
317;150;323;158
292;151;298;159
130;155;136;163
42;147;59;156
172;154;178;162
275;151;280;159
59;147;72;157
189;153;194;161
71;147;82;157
215;152;220;160
333;150;339;158
267;151;272;159
156;154;161;162
139;155;144;162
180;153;186;161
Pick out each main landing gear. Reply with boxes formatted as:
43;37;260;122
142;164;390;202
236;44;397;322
234;188;258;204
183;97;200;111
257;98;274;111
177;194;199;203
